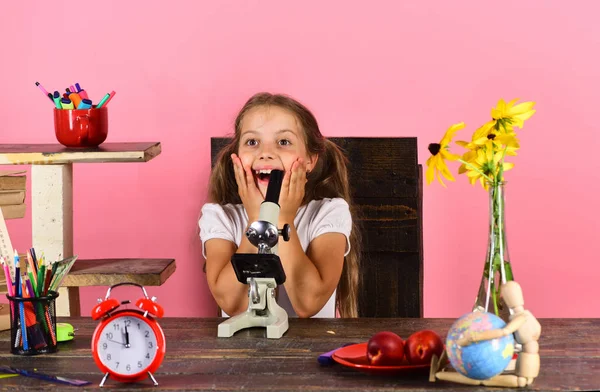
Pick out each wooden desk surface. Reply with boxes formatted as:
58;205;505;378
0;318;598;391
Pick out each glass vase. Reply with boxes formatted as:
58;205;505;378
472;182;514;321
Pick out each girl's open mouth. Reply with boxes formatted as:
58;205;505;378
255;169;273;185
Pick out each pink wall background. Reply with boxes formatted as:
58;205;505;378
1;1;598;318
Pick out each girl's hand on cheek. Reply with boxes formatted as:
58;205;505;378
279;158;307;223
231;153;262;222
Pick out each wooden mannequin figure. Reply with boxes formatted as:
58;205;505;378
430;281;542;387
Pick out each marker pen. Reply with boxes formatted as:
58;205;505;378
74;83;89;98
52;91;62;109
69;85;76;93
35;82;54;102
68;92;82;109
102;90;116;107
95;92;111;108
60;98;74;110
76;99;92;109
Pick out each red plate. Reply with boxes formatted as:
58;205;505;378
332;343;430;375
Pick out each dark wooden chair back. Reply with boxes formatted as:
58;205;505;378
210;137;423;318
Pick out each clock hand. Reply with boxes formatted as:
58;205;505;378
105;338;125;346
124;325;130;348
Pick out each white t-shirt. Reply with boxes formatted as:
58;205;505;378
198;197;352;318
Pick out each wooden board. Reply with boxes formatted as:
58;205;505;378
0;190;26;205
333;137;419;198
61;258;176;287
0;304;8;332
0;142;161;165
0;176;26;191
0;204;25;219
0;318;598;391
358;252;422;317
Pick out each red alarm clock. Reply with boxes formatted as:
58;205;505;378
91;282;166;388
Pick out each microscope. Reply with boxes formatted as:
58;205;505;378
217;170;291;339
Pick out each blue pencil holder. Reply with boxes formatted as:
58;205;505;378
6;291;59;355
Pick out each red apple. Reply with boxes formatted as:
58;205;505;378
403;330;444;365
367;331;405;365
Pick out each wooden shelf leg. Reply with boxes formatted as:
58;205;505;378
31;164;80;316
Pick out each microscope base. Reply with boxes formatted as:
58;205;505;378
217;287;289;339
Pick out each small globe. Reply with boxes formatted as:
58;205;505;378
446;312;514;380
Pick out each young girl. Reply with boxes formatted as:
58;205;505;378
199;93;361;318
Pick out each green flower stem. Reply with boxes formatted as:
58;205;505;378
457;159;494;183
496;146;509;184
491;280;499;316
487;182;512;317
496;184;507;285
491;183;501;316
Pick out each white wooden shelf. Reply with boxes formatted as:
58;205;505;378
0;142;174;316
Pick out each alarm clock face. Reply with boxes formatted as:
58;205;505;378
95;314;160;376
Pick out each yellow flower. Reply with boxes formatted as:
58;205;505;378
492;98;536;129
482;132;520;156
464;148;514;189
426;122;464;187
472;121;497;140
472;99;536;139
457;131;519;177
458;131;520;160
458;149;477;175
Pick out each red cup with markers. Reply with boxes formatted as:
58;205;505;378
35;82;115;148
54;107;108;148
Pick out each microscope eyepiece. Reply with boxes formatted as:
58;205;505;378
264;169;284;204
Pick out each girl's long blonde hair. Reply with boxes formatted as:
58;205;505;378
208;92;361;317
